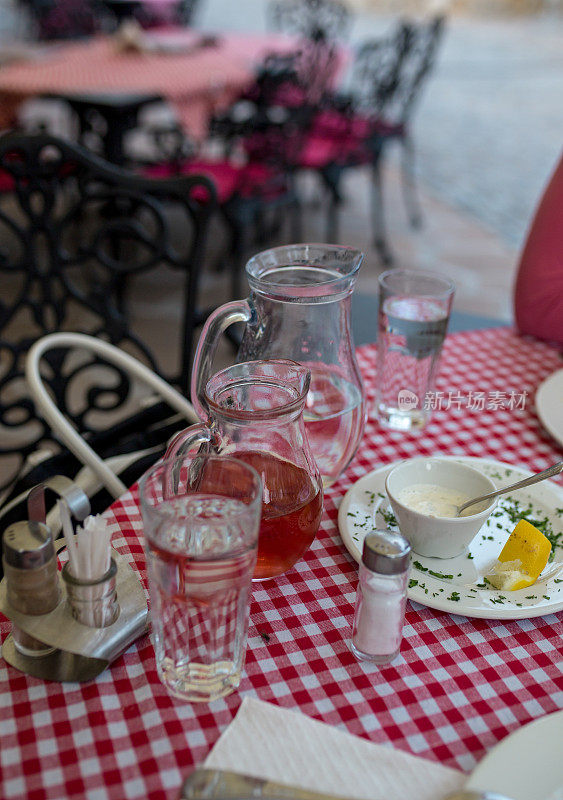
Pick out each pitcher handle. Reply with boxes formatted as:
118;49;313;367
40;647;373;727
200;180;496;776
190;299;252;419
163;423;213;496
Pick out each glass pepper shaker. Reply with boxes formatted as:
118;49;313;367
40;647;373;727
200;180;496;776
2;521;61;657
351;529;411;664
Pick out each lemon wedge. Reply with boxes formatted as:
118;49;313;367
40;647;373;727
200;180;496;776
485;519;551;591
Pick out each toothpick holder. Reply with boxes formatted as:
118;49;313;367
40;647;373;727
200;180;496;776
0;477;149;683
62;558;120;628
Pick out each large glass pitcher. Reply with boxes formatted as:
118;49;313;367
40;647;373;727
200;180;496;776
165;360;323;581
191;244;367;486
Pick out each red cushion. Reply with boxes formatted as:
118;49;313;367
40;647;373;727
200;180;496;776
0;170;14;192
312;110;403;141
146;160;239;204
237;162;288;200
145;159;288;204
298;132;371;169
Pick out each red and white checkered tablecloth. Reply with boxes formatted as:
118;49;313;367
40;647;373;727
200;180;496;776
0;31;295;138
1;327;562;800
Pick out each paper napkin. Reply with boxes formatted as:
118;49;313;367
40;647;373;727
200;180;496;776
204;697;466;800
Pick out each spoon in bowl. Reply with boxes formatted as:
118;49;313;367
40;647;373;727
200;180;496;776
456;461;563;517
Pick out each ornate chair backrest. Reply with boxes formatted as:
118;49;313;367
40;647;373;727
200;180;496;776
350;24;414;117
0;132;215;495
388;15;446;126
350;15;445;127
269;0;352;43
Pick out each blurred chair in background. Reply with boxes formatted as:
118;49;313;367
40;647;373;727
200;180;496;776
0;131;215;495
128;0;201;29
145;47;317;296
18;0;105;40
269;0;352;42
295;15;445;263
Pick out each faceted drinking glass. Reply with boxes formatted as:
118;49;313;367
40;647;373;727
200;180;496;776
139;455;262;702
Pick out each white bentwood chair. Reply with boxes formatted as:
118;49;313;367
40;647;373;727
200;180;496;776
25;332;198;501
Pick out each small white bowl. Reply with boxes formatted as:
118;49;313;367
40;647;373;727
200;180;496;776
385;457;498;558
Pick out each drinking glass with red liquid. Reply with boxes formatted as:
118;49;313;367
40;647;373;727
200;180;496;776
164;360;323;580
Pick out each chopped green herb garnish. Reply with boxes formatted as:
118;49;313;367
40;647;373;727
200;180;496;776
380;508;398;527
427;569;453;580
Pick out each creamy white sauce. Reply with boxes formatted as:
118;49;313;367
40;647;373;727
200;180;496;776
396;483;470;518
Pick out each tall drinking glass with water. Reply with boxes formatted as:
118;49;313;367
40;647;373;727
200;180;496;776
139;455;262;702
191;244;367;487
376;269;455;431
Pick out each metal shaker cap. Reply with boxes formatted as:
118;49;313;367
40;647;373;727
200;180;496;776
2;521;55;569
362;529;411;575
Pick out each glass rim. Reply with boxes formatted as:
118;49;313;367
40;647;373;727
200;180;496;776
205;359;310;420
138;454;263;513
245;243;364;290
378;268;455;298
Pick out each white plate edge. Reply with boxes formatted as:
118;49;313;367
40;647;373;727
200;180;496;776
536;368;563;448
465;709;563;800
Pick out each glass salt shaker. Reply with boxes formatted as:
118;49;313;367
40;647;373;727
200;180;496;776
351;529;411;664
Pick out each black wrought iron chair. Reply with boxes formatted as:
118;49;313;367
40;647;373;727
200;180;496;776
294;15;445;263
269;0;352;42
0;131;215;496
370;15;446;260
145;48;318;298
20;0;108;40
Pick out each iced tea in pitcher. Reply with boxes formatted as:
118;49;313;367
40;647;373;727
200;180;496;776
164;360;324;579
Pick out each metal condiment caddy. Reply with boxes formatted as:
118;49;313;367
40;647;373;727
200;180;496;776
0;476;148;682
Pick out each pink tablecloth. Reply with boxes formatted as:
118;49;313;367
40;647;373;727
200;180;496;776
0;31;296;138
1;327;562;799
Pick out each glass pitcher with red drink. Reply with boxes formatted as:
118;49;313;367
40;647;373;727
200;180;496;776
164;360;323;580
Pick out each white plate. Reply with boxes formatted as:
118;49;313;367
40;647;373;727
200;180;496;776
465;710;563;800
536;368;563;448
338;456;563;619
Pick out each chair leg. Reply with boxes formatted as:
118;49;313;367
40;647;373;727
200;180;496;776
401;135;423;229
290;193;302;242
370;156;393;267
326;194;339;243
321;168;342;244
229;218;249;300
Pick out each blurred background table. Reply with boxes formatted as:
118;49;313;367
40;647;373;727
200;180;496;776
0;29;296;159
1;325;561;800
